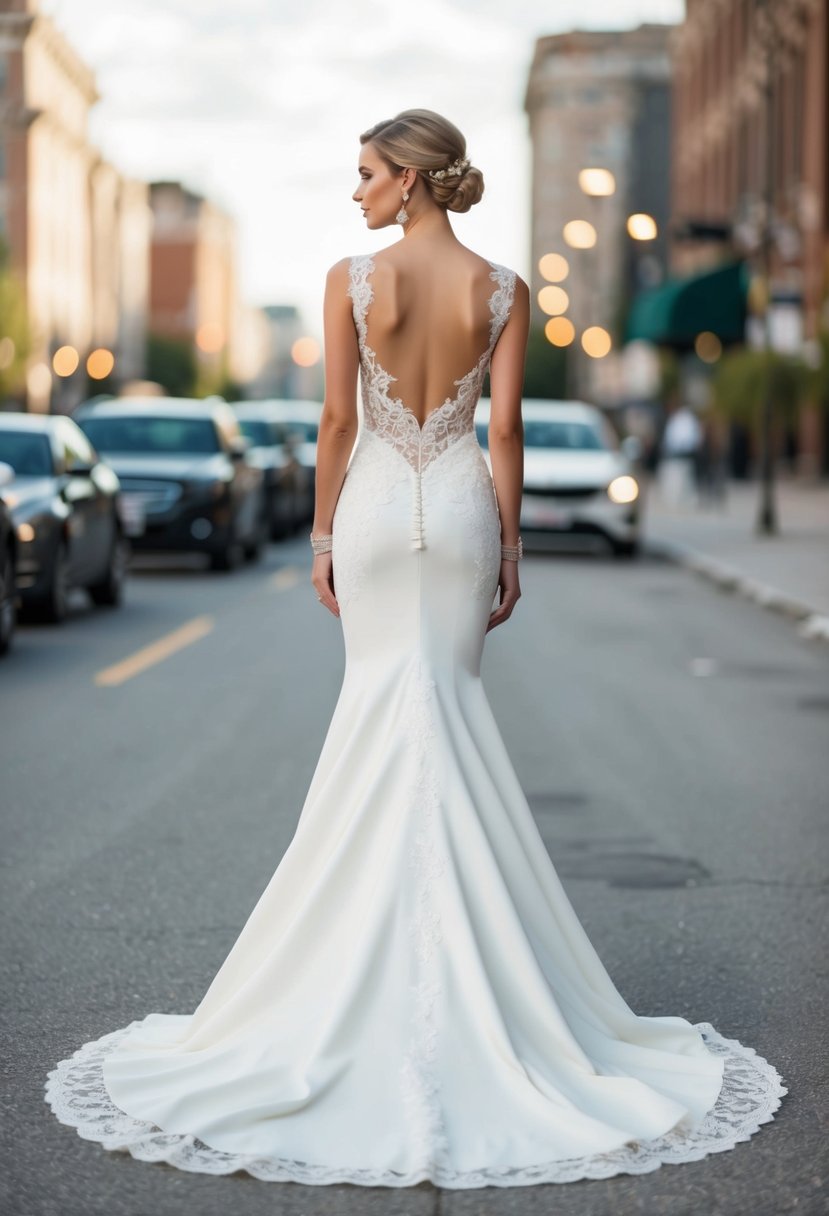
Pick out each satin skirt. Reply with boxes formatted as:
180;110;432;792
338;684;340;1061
45;430;785;1187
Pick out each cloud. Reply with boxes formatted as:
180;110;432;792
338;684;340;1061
43;0;683;328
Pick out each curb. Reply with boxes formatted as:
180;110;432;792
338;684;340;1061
646;537;829;644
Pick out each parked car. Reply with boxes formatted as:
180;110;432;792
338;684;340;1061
0;462;18;653
233;402;314;537
245;399;323;508
474;398;643;557
73;397;268;571
0;413;127;622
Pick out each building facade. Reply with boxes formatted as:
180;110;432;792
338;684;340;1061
0;0;151;412
149;181;242;390
670;0;828;474
524;24;673;401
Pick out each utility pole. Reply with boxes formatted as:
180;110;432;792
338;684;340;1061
756;0;778;534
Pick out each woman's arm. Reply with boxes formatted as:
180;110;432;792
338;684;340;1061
486;274;530;632
311;258;360;618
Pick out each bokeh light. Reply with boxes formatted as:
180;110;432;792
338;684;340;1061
581;327;612;358
695;331;722;362
292;336;321;367
87;348;115;379
538;252;569;282
563;220;597;249
578;168;616;197
627;213;658;240
196;323;225;353
537;285;569;316
53;346;79;376
27;363;52;398
544;317;575;347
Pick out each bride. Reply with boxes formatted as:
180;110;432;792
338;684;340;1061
45;108;785;1189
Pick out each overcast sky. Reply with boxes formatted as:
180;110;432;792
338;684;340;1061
44;0;683;339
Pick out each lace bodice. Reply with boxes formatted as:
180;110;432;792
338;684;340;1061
347;253;516;474
346;252;516;549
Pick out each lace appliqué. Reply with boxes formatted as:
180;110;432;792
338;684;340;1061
399;663;450;1173
44;1020;786;1188
436;433;502;601
332;430;409;608
347;254;516;550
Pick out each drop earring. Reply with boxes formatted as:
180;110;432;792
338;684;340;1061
396;190;410;225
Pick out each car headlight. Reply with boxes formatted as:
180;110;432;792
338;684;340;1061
17;521;36;543
607;475;639;504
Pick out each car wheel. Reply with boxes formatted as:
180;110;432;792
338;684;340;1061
88;529;129;606
612;537;640;559
210;525;243;572
0;546;16;656
28;537;70;622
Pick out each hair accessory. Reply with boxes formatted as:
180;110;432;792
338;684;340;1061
428;156;470;181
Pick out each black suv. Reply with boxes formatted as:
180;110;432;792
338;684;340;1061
74;397;268;570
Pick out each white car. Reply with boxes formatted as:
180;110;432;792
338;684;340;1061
474;399;643;557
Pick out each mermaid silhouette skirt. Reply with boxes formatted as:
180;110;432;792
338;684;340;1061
44;422;786;1187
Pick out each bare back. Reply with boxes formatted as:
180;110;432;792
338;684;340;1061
358;244;503;428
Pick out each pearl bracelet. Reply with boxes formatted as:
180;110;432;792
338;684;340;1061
500;537;523;561
310;532;333;555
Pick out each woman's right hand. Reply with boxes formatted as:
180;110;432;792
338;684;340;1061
487;559;521;632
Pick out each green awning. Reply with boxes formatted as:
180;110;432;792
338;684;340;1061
625;260;749;348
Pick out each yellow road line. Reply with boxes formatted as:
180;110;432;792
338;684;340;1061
270;566;300;591
95;615;214;687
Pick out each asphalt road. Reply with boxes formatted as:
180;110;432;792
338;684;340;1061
2;534;827;1216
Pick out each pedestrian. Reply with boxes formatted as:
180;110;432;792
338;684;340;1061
659;400;703;506
46;108;786;1188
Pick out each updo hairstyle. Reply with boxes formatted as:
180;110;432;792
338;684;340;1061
359;108;484;214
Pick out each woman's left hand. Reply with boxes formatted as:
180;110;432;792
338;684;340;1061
312;552;340;618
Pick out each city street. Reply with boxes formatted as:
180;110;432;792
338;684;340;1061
2;536;826;1216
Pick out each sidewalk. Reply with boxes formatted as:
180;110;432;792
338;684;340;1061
643;475;829;642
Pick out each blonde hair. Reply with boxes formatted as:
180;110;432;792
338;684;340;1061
359;108;484;214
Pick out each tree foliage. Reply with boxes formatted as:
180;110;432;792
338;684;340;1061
0;238;32;405
519;325;568;399
711;348;809;425
146;333;197;398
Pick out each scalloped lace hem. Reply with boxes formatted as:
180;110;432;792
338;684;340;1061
44;1020;787;1189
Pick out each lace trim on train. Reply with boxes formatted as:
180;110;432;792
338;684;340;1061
347;253;516;475
45;1021;786;1188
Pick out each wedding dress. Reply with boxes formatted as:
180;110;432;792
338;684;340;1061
45;252;786;1188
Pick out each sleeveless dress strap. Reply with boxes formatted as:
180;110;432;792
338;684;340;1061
486;262;517;353
347;254;375;349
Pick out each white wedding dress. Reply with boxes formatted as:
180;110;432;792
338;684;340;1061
45;252;786;1188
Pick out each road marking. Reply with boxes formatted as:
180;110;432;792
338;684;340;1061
271;566;300;591
94;615;215;687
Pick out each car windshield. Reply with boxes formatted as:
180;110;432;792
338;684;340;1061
475;419;607;451
78;415;220;454
238;419;286;446
0;431;53;475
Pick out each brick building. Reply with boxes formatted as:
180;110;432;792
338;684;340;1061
0;0;150;412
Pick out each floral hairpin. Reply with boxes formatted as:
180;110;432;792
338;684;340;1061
428;156;470;181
